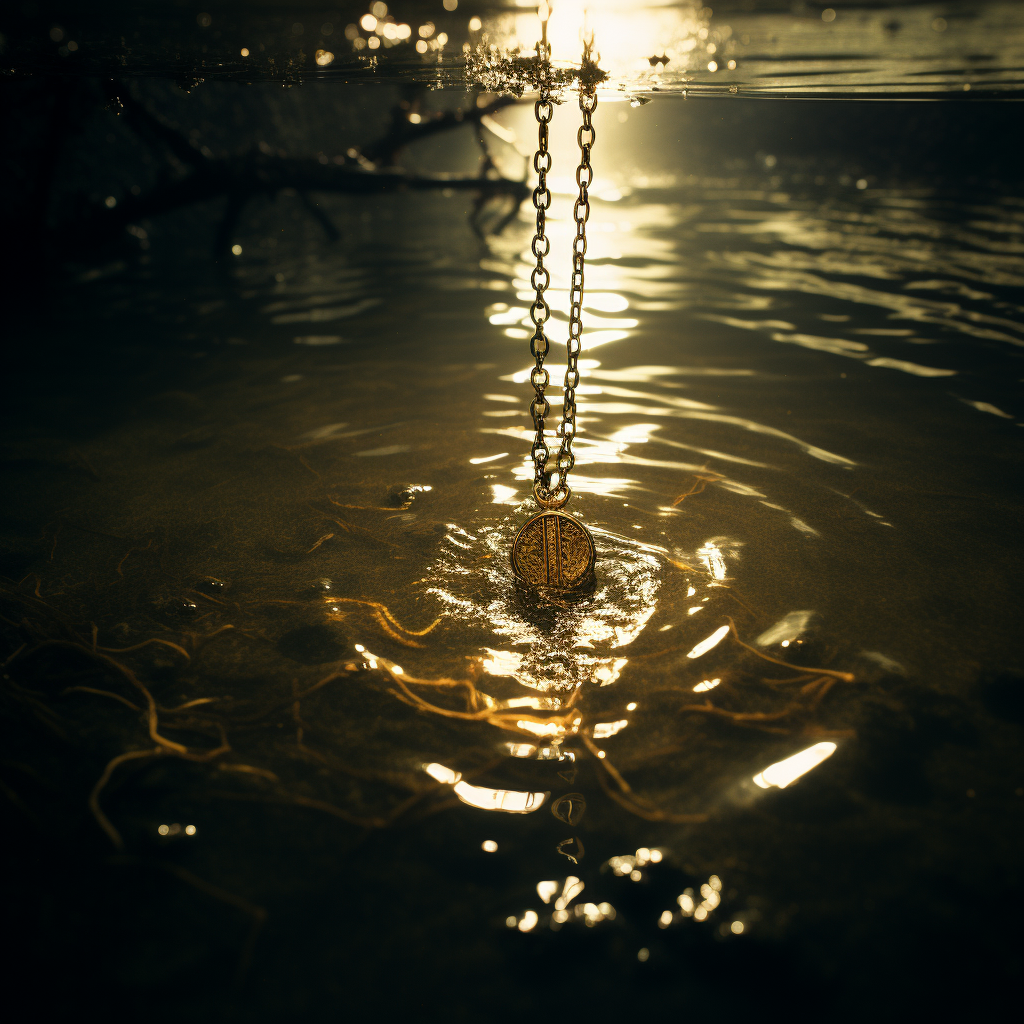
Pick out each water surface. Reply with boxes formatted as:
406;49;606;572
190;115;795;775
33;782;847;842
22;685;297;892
2;27;1023;1024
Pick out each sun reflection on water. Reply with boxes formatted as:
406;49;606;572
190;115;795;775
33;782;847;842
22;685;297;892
753;742;838;790
424;511;665;694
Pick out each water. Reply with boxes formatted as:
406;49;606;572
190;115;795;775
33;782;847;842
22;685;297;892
10;1;1024;97
2;4;1023;1021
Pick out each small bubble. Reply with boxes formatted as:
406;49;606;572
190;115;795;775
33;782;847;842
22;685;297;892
387;484;418;507
481;840;498;853
231;244;243;255
157;597;199;618
822;8;836;23
637;947;650;962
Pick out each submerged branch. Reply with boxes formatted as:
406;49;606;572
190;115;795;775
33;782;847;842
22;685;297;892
50;83;530;260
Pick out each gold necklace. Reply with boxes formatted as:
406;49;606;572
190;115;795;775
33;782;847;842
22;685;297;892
511;43;598;592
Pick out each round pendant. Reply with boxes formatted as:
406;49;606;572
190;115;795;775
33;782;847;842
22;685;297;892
511;509;596;589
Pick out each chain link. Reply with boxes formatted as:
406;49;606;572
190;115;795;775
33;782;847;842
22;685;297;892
528;40;554;500
528;62;597;510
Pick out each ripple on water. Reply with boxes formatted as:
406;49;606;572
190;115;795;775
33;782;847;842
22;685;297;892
426;510;662;694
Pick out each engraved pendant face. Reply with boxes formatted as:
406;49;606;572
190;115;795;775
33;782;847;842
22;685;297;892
511;510;596;590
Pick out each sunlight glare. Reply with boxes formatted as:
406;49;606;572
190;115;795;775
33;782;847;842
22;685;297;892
753;742;838;789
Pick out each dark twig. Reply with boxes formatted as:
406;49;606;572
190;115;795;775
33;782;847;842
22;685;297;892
361;93;518;167
298;190;341;242
109;855;266;984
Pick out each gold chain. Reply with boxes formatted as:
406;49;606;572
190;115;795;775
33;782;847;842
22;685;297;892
528;51;597;511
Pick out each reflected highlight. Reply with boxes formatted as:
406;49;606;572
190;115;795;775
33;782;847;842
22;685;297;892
753;742;838;789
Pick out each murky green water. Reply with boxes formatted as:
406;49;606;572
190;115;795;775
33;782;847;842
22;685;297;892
2;4;1023;1020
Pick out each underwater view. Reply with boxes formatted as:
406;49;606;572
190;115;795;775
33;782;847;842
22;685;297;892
2;2;1022;1020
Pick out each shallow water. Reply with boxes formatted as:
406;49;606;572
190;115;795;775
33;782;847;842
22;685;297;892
2;19;1023;1023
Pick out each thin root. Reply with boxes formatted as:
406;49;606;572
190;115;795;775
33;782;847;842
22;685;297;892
160;697;221;713
116;539;154;576
90;747;163;849
97;638;191;660
62;686;141;712
726;617;854;682
582;734;708;824
328;597;442;639
670;473;720;507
